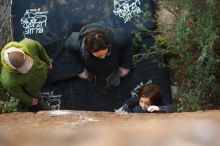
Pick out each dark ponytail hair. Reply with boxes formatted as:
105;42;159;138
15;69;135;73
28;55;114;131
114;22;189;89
84;29;110;53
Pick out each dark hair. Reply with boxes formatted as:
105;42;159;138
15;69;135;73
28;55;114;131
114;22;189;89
84;29;110;52
138;85;163;105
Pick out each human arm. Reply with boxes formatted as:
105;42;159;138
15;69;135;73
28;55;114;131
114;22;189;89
65;32;85;77
115;96;139;113
34;40;51;66
147;105;177;113
158;105;177;113
112;28;136;75
3;83;34;106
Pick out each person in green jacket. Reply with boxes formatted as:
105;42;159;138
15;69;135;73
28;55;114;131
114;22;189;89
1;38;52;111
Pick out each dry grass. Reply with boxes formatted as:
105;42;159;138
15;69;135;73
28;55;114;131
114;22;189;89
0;0;13;100
0;0;13;49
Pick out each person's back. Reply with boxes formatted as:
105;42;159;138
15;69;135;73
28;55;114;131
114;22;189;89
1;38;52;111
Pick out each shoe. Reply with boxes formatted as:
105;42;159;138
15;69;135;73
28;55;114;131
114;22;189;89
106;71;120;89
87;75;96;87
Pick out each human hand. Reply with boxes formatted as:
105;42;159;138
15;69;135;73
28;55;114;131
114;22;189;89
78;69;88;79
118;67;129;77
32;98;39;105
48;63;52;70
147;106;160;112
115;105;128;114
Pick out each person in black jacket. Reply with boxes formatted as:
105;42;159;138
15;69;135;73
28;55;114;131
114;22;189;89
115;80;176;113
65;23;136;88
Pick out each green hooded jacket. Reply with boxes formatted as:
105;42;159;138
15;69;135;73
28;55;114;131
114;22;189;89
1;38;51;105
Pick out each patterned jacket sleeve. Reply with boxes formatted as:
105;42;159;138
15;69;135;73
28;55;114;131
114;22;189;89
158;105;177;113
128;105;177;113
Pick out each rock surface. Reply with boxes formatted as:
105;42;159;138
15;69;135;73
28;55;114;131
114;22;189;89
0;110;220;146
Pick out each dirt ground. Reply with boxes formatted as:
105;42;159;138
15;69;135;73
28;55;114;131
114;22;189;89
0;110;220;146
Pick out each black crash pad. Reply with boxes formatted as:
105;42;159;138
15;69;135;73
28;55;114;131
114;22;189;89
12;0;156;45
11;0;172;111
